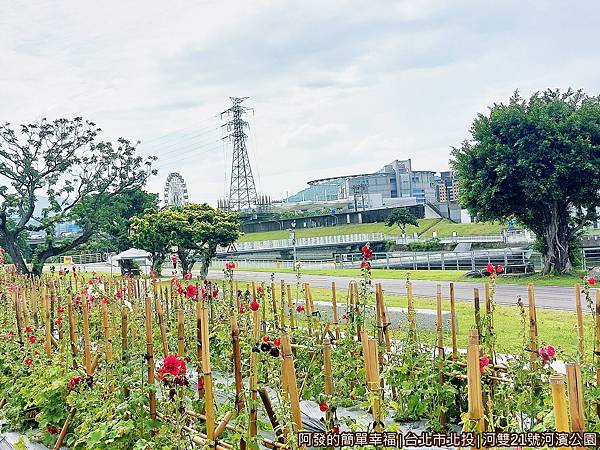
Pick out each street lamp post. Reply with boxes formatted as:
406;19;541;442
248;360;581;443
290;220;297;268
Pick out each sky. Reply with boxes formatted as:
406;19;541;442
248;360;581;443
1;0;599;206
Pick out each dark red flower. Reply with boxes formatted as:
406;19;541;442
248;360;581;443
486;263;495;275
250;300;260;311
319;402;328;412
361;244;373;260
25;325;32;334
56;317;63;326
212;289;219;299
157;354;187;380
273;338;281;347
28;335;36;344
57;306;64;313
24;357;33;366
186;284;198;299
589;277;596;286
262;335;270;343
496;264;503;274
239;303;246;314
296;304;305;313
479;356;490;373
68;376;84;390
198;377;205;390
177;284;184;295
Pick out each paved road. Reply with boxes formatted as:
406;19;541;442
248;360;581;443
77;263;587;311
207;270;589;312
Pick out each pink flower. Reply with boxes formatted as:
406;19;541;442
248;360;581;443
296;304;305;313
546;345;556;358
486;263;495;274
479;355;490;373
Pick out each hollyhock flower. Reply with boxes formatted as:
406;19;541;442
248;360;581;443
28;335;36;344
47;426;61;434
273;338;281;347
177;284;184;295
186;285;198;299
250;300;260;311
56;317;63;326
212;289;219;299
486;263;495;275
296;304;305;313
539;345;556;363
319;402;329;412
479;356;490;373
361;244;373;260
183;272;193;280
24;357;33;366
359;260;371;270
25;325;32;334
225;262;236;270
546;345;556;358
116;290;123;299
497;264;503;274
101;298;108;305
198;378;205;391
589;277;596;286
88;279;94;285
57;306;64;313
257;286;263;293
239;303;246;314
58;270;64;277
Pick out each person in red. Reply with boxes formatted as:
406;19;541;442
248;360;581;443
171;254;177;270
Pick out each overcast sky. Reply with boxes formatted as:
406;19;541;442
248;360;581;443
1;0;599;205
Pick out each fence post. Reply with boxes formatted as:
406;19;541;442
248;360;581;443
441;252;445;270
471;251;475;271
386;253;390;270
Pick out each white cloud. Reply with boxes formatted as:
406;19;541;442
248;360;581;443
1;0;599;204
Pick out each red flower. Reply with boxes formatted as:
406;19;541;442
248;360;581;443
57;306;64;313
28;335;36;344
157;354;187;380
183;272;193;280
539;345;556;363
177;284;184;295
250;300;260;311
257;286;263;293
212;289;219;299
24;357;33;366
486;263;495;275
296;304;305;313
239;303;246;314
479;356;490;373
589;277;596;286
225;262;236;270
56;317;63;326
198;377;205;391
361;244;373;260
319;402;328;412
58;270;64;277
116;290;123;299
47;426;61;434
101;298;108;305
262;335;270;343
68;376;84;390
496;264;503;274
546;345;556;358
186;285;198;299
25;325;32;334
273;338;281;347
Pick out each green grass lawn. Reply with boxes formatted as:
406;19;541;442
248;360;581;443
290;284;591;356
237;219;501;242
233;267;585;287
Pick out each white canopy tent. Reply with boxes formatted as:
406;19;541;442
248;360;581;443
109;248;152;275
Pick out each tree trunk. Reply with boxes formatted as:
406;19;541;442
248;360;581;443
542;205;572;274
3;233;30;275
177;250;195;275
199;246;216;280
151;254;163;276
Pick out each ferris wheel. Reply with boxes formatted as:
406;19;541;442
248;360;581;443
164;172;189;207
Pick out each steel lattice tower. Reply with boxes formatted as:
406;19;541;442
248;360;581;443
222;97;258;211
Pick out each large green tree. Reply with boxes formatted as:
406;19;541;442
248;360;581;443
0;118;156;275
129;209;171;272
452;89;600;274
161;204;240;276
385;208;419;234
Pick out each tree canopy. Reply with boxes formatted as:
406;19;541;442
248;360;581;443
385;208;419;234
132;203;240;276
452;89;600;274
0;117;156;275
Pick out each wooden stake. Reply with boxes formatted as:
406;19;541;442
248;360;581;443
466;329;484;445
449;283;458;361
575;283;584;361
155;297;169;357
200;305;215;440
101;302;113;363
281;334;302;434
287;285;296;330
177;307;185;358
596;290;600;418
406;281;416;341
121;307;130;398
249;310;260;438
331;282;340;341
566;362;585;450
45;292;52;358
473;288;481;338
323;338;334;432
67;296;78;363
528;284;538;370
549;374;569;450
81;297;92;376
144;295;157;421
230;315;246;450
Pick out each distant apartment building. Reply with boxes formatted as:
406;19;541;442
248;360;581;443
436;171;460;203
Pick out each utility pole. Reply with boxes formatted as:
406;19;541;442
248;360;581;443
221;97;258;212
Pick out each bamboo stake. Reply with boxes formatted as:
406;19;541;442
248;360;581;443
145;295;157;421
250;310;260;438
406;281;416;341
449;283;458;361
331;282;340;341
196;298;205;400
287;285;296;330
215;411;234;440
230;315;246;450
360;331;383;432
528;284;539;370
81;297;92;376
566;362;585;450
594;289;600;416
270;281;279;328
45;292;52;358
575;283;584;361
101;302;113;363
121;307;130;398
155;297;169;357
280;280;287;329
323;338;334;432
549;374;569;450
436;284;446;428
304;283;313;336
67;296;78;364
258;387;286;444
200;305;215;440
466;329;484;447
473;288;481;338
177;307;185;358
281;334;302;435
